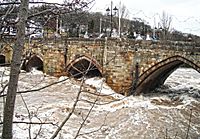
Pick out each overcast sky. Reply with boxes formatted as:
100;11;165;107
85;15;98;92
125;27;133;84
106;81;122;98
91;0;200;36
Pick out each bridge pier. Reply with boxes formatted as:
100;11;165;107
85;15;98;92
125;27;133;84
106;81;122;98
130;62;139;95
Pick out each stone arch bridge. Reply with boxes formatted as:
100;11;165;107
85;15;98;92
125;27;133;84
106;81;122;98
0;38;200;96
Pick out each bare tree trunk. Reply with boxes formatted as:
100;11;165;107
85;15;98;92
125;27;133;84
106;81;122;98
2;0;29;138
159;11;172;41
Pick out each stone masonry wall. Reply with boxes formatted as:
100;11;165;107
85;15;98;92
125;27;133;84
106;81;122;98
1;38;200;96
104;39;135;95
66;39;105;68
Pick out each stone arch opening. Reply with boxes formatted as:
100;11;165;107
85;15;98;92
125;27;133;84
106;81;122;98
135;56;200;95
25;55;43;72
66;56;102;78
0;55;6;65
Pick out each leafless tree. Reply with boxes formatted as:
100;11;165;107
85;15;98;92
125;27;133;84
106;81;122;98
2;1;29;138
118;4;129;35
0;0;94;138
159;11;172;41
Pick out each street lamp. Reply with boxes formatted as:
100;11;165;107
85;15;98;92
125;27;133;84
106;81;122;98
106;1;118;37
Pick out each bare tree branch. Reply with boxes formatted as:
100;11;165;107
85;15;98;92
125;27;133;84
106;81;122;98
74;76;104;138
0;76;70;97
186;108;193;139
0;83;8;95
0;3;16;36
0;121;57;125
50;77;85;139
78;113;108;137
20;94;32;139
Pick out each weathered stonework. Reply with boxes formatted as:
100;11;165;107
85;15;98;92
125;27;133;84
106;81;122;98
1;38;200;95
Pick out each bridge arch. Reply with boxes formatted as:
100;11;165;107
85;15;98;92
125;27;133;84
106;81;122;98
25;55;43;72
135;55;200;95
66;55;103;78
0;54;6;65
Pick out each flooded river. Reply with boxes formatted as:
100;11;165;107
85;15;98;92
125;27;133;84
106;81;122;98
0;67;199;139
